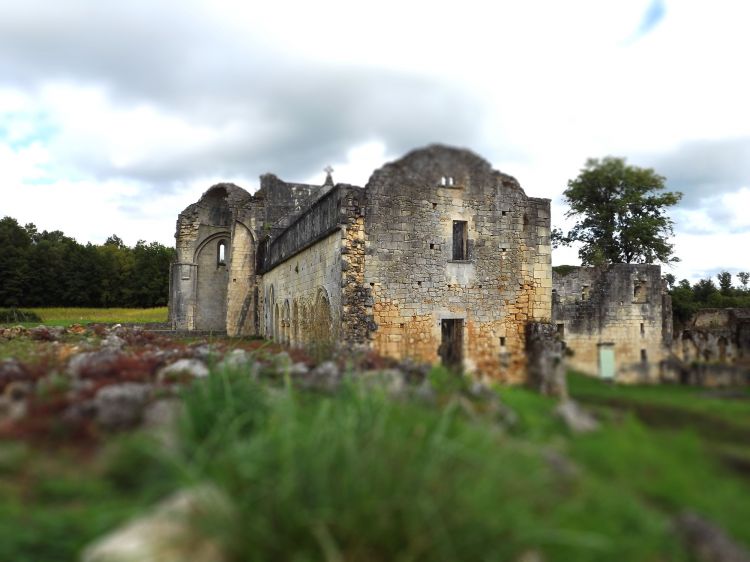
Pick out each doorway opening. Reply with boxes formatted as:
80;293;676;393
440;319;464;371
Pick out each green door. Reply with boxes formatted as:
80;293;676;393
598;344;615;379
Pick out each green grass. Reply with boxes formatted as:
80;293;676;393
0;437;177;562
0;307;168;326
2;366;750;560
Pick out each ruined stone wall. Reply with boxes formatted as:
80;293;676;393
339;188;372;346
260;230;343;347
225;221;257;336
552;264;670;382
257;174;326;232
170;184;252;331
363;145;551;382
674;308;750;366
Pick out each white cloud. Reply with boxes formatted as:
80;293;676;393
0;0;749;280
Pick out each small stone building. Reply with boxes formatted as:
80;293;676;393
169;145;552;381
552;264;673;382
672;308;750;373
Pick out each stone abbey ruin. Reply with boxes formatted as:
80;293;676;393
169;144;746;383
170;145;551;382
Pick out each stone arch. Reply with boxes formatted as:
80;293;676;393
292;300;300;347
282;300;291;345
274;302;281;342
266;285;275;338
311;288;333;346
299;298;310;347
194;232;230;331
718;336;728;363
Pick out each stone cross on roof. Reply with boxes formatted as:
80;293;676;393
323;165;334;186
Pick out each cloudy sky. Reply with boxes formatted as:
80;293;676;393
1;0;748;282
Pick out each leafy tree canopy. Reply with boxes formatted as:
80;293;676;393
552;157;682;266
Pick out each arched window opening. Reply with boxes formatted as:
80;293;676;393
217;240;227;267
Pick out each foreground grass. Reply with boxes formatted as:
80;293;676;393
2;367;749;560
0;307;168;326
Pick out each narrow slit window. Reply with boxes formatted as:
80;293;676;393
641;349;648;363
452;220;468;260
217;240;227;266
640;323;645;336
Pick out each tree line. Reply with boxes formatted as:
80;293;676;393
667;272;750;328
0;216;175;308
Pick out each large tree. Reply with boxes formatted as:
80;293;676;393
552;157;682;265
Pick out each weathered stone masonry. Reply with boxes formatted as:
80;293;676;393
552;264;672;382
169;145;552;381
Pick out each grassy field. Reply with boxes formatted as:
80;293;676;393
0;307;168;326
1;364;749;561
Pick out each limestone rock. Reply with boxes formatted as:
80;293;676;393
157;359;209;382
674;512;750;562
216;349;259;377
289;362;309;377
94;383;153;431
81;485;232;562
554;400;599;433
29;325;63;341
357;369;407;396
0;358;28;390
142;398;183;451
299;361;341;391
0;380;32;421
67;349;125;379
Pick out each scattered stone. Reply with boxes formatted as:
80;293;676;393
526;322;567;399
61;399;97;427
289;362;309;376
68;323;87;335
102;332;126;350
190;343;217;359
554;400;599;433
81;485;232;562
468;381;496;401
674;512;750;562
157;359;209;383
300;361;341;392
395;358;431;384
29;325;63;342
357;368;407;396
270;351;293;371
216;349;258;376
0;326;27;339
67;349;126;379
0;381;32;421
411;381;436;404
0;359;28;391
94;383;153;431
142;398;183;451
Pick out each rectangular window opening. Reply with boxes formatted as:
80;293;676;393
641;349;648;363
452;220;468;260
640;323;645;336
556;323;565;338
634;280;648;303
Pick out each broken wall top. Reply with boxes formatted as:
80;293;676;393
365;144;542;202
